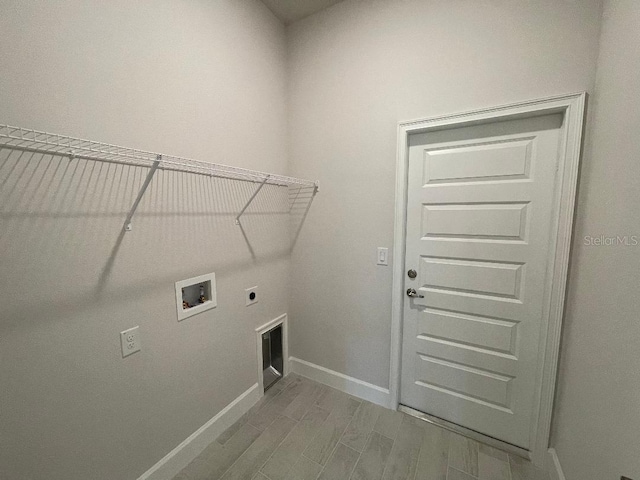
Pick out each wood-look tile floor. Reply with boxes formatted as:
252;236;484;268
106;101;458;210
172;374;550;480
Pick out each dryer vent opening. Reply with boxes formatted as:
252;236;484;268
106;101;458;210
262;324;283;391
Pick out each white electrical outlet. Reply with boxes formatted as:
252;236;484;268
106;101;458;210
120;326;141;358
245;286;258;306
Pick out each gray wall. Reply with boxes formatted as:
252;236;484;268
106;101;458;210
287;0;603;389
551;1;640;478
0;1;290;479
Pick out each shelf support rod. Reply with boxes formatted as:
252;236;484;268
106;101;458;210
123;154;162;232
236;175;270;225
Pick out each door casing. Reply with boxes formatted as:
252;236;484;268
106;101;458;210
389;92;586;466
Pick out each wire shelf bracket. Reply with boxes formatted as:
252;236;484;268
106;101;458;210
235;175;270;225
123;155;161;232
0;124;319;230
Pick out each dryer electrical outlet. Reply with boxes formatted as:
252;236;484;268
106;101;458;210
120;326;141;357
245;286;258;306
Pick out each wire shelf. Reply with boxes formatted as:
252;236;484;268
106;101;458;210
0;123;318;230
0;124;317;188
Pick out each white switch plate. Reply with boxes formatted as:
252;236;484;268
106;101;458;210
245;286;258;306
377;247;389;265
120;326;141;357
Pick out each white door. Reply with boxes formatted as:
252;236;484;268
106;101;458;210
400;113;563;449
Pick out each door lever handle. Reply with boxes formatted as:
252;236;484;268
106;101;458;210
406;288;424;299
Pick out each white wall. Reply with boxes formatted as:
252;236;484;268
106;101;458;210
3;1;636;479
551;1;640;478
287;0;603;389
0;1;290;479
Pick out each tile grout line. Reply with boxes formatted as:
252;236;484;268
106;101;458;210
378;412;407;480
446;432;453;480
343;443;362;480
216;407;288;480
346;441;365;480
259;470;275;480
218;376;305;479
279;383;344;479
449;465;479;479
302;388;344;471
282;382;330;422
255;378;323;479
507;451;516;480
248;379;300;431
255;413;301;480
306;400;361;479
246;391;283;431
378;435;397;480
411;424;426;480
343;400;374;454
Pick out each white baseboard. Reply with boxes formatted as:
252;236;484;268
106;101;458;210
289;356;392;409
547;448;566;480
137;383;260;480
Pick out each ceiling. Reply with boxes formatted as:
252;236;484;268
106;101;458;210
260;0;345;25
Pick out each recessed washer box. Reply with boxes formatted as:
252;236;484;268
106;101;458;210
175;272;217;321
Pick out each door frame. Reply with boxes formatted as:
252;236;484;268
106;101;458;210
389;92;586;466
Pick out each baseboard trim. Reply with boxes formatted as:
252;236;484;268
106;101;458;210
137;383;260;480
547;448;566;480
289;357;391;408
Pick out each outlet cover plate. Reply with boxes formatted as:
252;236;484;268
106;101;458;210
245;286;258;306
120;326;141;357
